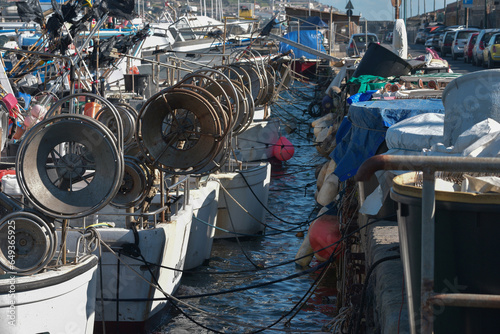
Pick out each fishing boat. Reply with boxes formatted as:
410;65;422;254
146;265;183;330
0;184;98;334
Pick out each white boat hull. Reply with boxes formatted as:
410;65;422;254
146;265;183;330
214;162;271;238
233;117;280;162
92;204;193;333
0;255;98;334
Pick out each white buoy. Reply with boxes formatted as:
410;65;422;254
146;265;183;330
295;233;314;267
316;173;340;206
311;112;334;128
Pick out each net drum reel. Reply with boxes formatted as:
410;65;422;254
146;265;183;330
135;88;223;175
45;92;125;149
259;65;277;106
110;156;153;209
173;83;230;140
215;65;254;135
181;69;240;132
234;62;267;107
0;211;57;275
96;104;137;146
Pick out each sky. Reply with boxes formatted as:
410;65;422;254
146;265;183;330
323;0;458;21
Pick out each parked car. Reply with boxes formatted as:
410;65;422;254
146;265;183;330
426;33;442;51
451;28;480;60
472;28;500;66
425;36;434;48
346;33;379;56
433;32;445;51
439;30;457;57
385;31;393;43
482;33;500;68
415;28;426;44
464;32;478;63
414;24;445;44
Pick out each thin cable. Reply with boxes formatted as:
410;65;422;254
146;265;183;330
222;188;261;269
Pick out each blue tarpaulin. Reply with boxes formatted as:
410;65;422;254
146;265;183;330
331;99;445;181
279;30;326;59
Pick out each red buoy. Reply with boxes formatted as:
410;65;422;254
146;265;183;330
273;136;295;161
308;215;341;262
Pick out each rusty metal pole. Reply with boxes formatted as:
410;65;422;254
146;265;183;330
62;219;68;265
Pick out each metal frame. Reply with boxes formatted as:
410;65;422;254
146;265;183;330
356;155;500;334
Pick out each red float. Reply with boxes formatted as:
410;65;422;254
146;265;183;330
308;215;342;262
273;136;295;161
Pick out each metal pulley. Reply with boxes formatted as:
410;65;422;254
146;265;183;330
0;211;57;275
135;88;223;174
16;114;124;219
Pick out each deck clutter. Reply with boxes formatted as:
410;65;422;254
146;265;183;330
304;26;500;333
3;0;500;332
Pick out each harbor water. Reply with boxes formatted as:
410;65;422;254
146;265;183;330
159;83;337;333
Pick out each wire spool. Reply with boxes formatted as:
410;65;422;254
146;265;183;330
244;63;267;106
230;63;264;105
45;93;124;151
180;69;239;133
259;66;276;106
96;104;137;146
0;211;57;275
135;88;223;174
16;114;124;219
237;85;255;134
174;83;230;139
214;65;250;134
111;156;152;209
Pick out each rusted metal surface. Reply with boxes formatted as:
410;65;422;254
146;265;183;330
355;155;500;182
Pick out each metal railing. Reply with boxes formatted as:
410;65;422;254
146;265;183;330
356;155;500;334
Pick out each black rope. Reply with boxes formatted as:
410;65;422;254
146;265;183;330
238;170;310;226
222;188;261;269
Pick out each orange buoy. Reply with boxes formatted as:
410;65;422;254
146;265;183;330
273;136;295;161
308;215;341;262
129;66;140;75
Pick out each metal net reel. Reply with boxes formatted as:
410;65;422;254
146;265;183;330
135;88;223;175
16;114;124;219
110;156;153;209
0;211;57;275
